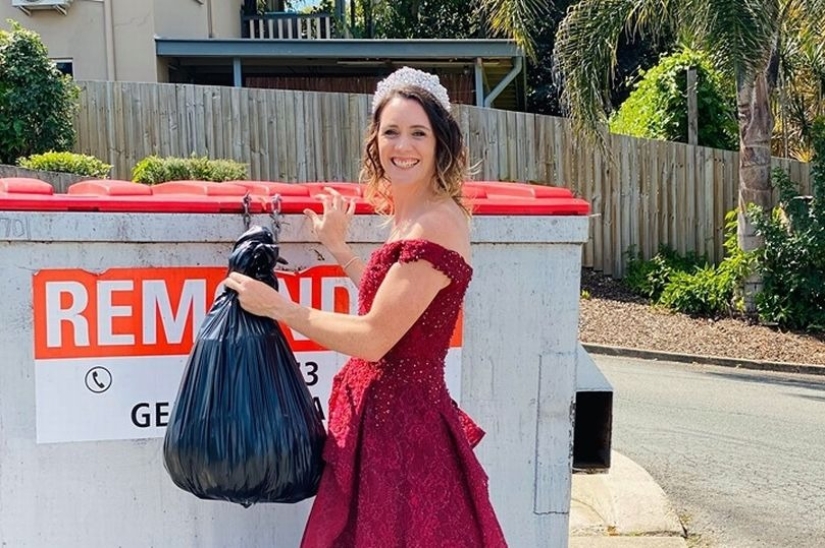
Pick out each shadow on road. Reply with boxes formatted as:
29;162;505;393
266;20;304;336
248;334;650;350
704;369;825;393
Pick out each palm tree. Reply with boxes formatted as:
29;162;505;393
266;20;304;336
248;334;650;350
774;10;825;161
553;0;825;310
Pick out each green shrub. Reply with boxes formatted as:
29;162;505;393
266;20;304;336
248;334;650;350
624;244;707;301
717;211;759;313
131;155;248;185
0;21;79;164
624;212;756;317
658;215;755;316
659;266;732;316
623;249;660;298
196;158;249;182
17;151;111;178
609;47;737;150
749;125;825;330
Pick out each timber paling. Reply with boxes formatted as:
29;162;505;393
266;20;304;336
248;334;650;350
73;80;811;277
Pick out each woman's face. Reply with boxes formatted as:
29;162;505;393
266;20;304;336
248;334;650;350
377;96;437;190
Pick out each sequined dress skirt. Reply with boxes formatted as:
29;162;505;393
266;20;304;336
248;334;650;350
299;356;508;548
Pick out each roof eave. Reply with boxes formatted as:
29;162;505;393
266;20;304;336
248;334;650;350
155;38;523;60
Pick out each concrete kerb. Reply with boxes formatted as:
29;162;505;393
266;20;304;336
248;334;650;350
569;539;689;547
570;452;686;540
583;342;825;376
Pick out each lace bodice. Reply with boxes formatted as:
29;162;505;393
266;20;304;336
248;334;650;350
358;239;472;362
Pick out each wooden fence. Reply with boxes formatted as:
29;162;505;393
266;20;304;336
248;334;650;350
73;80;812;277
0;165;96;193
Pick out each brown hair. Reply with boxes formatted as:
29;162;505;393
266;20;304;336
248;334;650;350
360;86;470;217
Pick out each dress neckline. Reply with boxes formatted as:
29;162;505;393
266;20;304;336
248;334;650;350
382;238;473;272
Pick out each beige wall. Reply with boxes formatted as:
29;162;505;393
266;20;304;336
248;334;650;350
0;2;108;80
153;0;207;39
152;0;243;40
0;0;215;82
111;1;156;82
211;0;243;39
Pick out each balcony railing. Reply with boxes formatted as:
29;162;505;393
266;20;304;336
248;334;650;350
241;12;336;40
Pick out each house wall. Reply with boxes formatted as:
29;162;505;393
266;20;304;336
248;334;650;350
154;0;207;39
0;1;109;80
0;0;220;83
112;1;157;82
211;0;243;39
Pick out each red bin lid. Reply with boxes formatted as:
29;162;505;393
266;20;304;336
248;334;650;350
151;180;249;196
68;180;153;196
227;180;311;196
0;178;54;195
302;182;363;198
465;182;589;215
0;179;590;216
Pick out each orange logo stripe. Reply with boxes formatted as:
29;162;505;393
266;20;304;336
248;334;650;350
33;266;462;359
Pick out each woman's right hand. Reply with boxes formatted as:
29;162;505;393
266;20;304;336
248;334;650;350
303;187;356;254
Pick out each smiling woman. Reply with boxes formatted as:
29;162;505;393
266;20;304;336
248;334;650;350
362;68;470;219
378;99;438;186
224;67;508;547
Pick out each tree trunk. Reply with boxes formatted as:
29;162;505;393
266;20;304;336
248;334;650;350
736;69;774;313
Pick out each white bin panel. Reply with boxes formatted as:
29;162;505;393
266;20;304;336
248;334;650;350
1;210;590;548
3;242;312;547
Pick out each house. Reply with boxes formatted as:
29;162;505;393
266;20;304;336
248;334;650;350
2;0;526;110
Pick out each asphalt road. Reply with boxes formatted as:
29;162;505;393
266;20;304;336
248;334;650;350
596;355;825;548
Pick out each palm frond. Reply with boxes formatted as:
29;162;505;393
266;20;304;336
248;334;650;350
795;0;825;29
478;0;548;59
626;0;679;40
677;0;780;80
553;0;669;140
772;0;825;157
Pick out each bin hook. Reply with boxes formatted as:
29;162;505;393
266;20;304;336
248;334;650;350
269;194;283;243
242;193;252;231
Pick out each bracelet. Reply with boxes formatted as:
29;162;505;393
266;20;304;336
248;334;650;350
341;256;360;270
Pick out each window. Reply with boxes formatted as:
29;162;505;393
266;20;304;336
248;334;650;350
52;58;73;77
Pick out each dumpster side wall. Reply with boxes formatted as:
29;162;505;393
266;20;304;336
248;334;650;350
463;240;584;547
0;212;589;547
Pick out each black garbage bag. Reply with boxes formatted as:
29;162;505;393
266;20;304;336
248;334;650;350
163;225;326;507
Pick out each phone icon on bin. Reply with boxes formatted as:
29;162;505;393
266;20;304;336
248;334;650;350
85;367;112;394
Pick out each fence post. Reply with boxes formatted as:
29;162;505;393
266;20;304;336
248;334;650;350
687;67;698;146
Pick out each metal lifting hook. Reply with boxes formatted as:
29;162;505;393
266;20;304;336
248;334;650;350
242;193;252;231
269;193;283;243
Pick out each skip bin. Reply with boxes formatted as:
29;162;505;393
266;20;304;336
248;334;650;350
0;179;590;548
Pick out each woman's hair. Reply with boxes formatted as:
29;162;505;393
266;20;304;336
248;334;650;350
360;86;470;217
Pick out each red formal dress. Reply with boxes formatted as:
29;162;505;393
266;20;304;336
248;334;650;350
300;239;508;548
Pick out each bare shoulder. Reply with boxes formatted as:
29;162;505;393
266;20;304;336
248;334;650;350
410;199;471;263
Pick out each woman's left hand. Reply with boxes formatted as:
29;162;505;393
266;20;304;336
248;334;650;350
223;272;291;320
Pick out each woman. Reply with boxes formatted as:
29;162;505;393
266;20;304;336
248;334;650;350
224;67;507;548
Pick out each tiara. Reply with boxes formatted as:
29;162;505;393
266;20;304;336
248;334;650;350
372;67;452;114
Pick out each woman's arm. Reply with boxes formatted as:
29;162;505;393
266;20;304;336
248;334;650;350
225;258;449;362
304;188;362;285
323;242;365;287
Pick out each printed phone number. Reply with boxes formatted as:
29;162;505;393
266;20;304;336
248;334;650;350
129;360;330;429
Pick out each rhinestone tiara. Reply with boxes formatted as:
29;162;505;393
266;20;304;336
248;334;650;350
372;67;452;114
